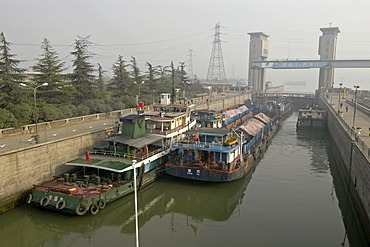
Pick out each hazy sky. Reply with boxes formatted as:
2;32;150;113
1;0;370;92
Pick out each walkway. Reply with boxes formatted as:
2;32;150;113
327;94;370;157
0;92;242;154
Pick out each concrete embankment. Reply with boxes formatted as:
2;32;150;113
319;96;370;241
0;93;251;213
0;131;107;213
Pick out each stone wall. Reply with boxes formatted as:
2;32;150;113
198;93;250;112
320;97;370;240
0;131;107;213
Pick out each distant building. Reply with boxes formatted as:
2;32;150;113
318;27;340;90
248;32;269;93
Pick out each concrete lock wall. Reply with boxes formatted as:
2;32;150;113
320;98;370;238
197;93;250;112
0;130;108;213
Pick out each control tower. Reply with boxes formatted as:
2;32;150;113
248;32;269;93
318;27;340;90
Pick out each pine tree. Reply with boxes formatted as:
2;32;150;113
0;31;25;107
146;62;157;90
95;63;108;100
32;38;71;104
130;56;141;83
108;55;130;98
70;36;96;104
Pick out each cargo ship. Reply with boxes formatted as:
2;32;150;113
164;111;280;182
296;108;326;130
264;97;293;119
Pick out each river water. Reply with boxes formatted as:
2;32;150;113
0;112;367;247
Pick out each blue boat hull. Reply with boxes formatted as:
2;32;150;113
165;160;252;182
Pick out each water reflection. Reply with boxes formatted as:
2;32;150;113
326;137;369;246
296;129;330;175
114;173;251;234
0;172;252;246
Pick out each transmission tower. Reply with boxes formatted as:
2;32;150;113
206;22;226;83
187;49;194;83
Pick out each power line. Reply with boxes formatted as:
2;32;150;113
91;29;213;47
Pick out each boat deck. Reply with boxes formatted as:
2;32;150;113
35;179;130;199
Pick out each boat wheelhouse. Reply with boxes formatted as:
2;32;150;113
195;110;223;128
144;93;196;139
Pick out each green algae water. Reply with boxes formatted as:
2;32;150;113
0;112;367;247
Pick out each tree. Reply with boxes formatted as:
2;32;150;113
0;31;25;107
108;55;130;98
95;63;108;101
0;108;18;128
70;36;96;104
6;103;34;126
32;38;71;104
146;62;157;90
130;56;141;82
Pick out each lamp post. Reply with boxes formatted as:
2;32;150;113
20;82;48;138
132;160;140;247
134;81;145;98
352;85;360;129
163;62;175;104
338;82;343;113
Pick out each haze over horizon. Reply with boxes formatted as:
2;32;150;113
1;0;370;92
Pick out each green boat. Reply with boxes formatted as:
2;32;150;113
26;94;196;216
26;114;169;216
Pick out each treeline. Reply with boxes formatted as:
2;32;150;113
0;33;205;129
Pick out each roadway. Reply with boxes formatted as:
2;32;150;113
327;94;370;147
0;119;117;154
0;92;242;154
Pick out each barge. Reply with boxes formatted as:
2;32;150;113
164;112;280;182
296;108;327;130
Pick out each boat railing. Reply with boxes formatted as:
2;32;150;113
173;140;233;150
91;147;166;161
147;120;195;135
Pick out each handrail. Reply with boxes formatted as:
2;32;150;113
91;147;166;161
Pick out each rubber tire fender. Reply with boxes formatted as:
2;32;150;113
90;203;100;215
40;196;50;207
98;199;106;209
75;204;88;216
26;194;33;204
56;200;66;210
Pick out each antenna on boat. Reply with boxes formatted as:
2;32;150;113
132;160;140;247
230;128;240;138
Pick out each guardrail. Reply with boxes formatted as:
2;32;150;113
346;99;370;116
91;147;166;161
0;106;150;138
0;120;116;153
0;92;238;138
